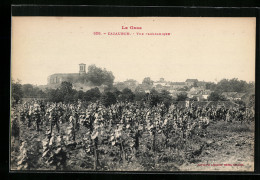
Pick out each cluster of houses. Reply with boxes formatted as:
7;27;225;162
46;64;251;102
221;92;247;101
113;78;215;101
151;78;213;101
113;78;250;102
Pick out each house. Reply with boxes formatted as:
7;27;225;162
145;90;150;93
188;87;204;98
187;90;203;101
190;87;204;92
169;90;179;98
187;90;201;98
187;88;212;101
221;92;238;100
234;93;246;101
201;90;212;100
169;82;187;90
192;94;204;101
153;78;168;87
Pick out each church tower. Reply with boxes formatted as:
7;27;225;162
79;63;86;75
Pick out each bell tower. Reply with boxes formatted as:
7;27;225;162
79;63;86;75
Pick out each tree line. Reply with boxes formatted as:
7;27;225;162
11;77;254;107
46;82;176;108
12;80;184;107
205;78;254;93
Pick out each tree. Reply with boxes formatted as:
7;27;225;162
73;90;84;101
22;84;34;97
148;89;160;106
46;89;63;102
114;82;126;91
102;70;115;86
176;92;188;101
46;82;75;102
178;86;188;91
247;94;255;109
22;84;46;98
114;79;138;91
103;86;121;100
207;92;226;101
59;82;75;103
60;82;73;95
86;64;115;86
135;85;146;93
11;79;23;104
84;88;101;102
101;92;117;107
193;81;198;87
142;77;153;86
205;82;216;90
158;90;172;108
119;88;135;102
150;88;158;95
34;88;46;98
214;78;250;93
134;91;146;102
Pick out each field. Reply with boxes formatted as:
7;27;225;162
179;121;254;171
10;103;254;172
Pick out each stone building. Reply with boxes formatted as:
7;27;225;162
47;63;86;84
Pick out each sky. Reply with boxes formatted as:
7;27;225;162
11;17;256;85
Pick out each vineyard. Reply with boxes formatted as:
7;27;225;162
10;100;254;171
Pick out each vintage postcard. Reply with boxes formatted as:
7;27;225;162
10;17;255;171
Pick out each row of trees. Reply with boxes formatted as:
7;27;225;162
12;77;254;107
141;77;254;94
118;78;254;99
12;80;187;107
205;78;254;93
32;82;234;107
46;82;175;107
11;79;46;104
11;79;23;104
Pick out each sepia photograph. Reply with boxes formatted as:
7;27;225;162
10;17;255;171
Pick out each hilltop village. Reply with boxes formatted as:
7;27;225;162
46;64;251;102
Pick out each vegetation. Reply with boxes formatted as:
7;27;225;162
11;77;255;108
176;92;188;101
142;77;153;86
208;78;254;94
86;64;115;86
11;99;254;171
22;84;46;98
208;92;226;101
11;79;23;104
10;71;255;171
